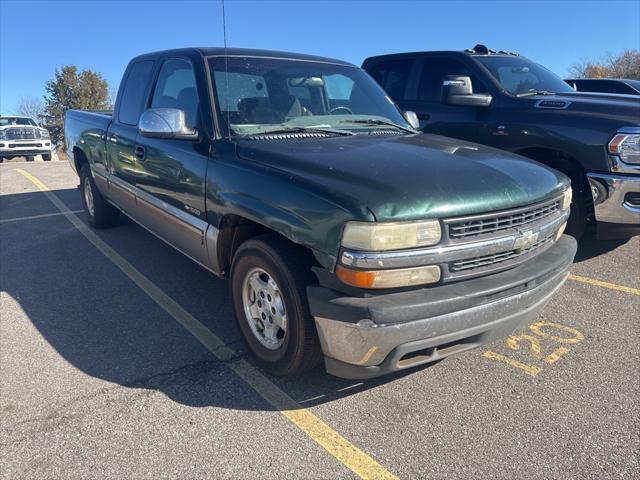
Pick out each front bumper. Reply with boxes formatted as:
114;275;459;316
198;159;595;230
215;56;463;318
308;235;577;379
588;171;640;238
0;140;51;156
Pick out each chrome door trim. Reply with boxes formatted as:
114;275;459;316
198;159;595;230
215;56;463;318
107;174;221;275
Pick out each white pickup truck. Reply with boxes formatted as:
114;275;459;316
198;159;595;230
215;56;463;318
0;116;52;162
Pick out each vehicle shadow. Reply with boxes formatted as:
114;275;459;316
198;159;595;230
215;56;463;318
1;188;425;413
573;226;629;263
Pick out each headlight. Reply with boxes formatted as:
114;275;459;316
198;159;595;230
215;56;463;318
609;132;640;164
342;219;442;251
40;130;50;139
0;130;6;140
561;187;572;210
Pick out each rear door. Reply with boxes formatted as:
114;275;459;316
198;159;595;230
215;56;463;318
107;59;155;214
133;56;210;265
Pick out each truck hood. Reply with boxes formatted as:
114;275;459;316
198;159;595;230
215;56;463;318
236;133;569;221
529;92;640;124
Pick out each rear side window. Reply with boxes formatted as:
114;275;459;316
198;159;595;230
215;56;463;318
118;60;154;126
418;57;487;101
367;59;412;100
151;58;200;128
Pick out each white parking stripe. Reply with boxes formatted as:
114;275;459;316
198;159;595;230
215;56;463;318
0;210;84;223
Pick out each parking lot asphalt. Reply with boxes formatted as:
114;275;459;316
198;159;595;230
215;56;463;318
1;161;638;479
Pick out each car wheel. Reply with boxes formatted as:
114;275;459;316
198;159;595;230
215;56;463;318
25;156;35;162
79;163;120;228
565;174;588;239
0;157;4;163
230;234;322;376
42;153;52;161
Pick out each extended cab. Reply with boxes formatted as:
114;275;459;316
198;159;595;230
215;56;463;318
0;116;52;162
65;48;576;379
363;45;640;239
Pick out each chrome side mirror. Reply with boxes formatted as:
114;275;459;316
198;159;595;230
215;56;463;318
403;110;420;130
138;108;198;140
441;76;492;107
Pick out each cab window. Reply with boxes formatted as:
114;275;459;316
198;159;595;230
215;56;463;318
367;59;413;100
151;58;200;128
118;60;154;125
418;57;487;101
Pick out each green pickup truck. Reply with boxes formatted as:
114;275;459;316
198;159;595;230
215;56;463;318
65;48;576;379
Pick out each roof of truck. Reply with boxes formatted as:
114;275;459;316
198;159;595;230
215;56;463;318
130;47;355;66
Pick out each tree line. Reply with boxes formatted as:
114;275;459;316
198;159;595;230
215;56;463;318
15;49;640;150
17;66;111;148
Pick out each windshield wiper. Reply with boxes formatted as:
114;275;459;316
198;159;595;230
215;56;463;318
516;90;555;97
339;118;418;134
248;126;353;136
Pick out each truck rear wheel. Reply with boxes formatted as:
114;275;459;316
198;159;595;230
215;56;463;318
80;163;120;229
230;234;322;376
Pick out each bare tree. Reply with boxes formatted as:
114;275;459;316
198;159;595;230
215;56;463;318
16;96;46;124
569;50;640;79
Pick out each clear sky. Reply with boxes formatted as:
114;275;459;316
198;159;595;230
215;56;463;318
1;0;638;114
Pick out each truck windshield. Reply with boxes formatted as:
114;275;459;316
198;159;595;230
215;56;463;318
475;56;574;96
209;57;412;136
0;117;37;126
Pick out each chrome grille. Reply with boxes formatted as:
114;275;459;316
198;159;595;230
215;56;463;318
450;234;554;272
448;199;560;239
6;127;38;140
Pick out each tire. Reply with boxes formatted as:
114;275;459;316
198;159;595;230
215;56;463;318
42;152;52;161
0;157;4;163
25;155;35;162
565;173;589;239
230;234;322;376
79;163;120;228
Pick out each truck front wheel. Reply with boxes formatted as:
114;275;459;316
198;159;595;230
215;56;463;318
80;163;120;228
42;152;52;161
25;156;35;162
230;234;322;376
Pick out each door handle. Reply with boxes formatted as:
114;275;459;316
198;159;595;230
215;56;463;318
108;133;118;143
134;145;146;161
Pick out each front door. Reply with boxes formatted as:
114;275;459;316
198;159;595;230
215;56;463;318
133;57;209;265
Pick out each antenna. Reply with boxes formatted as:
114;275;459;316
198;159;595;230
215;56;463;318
221;0;231;139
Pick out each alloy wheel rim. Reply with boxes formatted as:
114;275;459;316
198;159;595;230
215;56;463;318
84;177;95;217
242;267;287;350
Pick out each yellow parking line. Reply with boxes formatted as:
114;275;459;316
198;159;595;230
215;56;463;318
14;168;398;480
568;274;640;296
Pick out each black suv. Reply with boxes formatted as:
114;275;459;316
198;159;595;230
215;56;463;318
363;45;640;239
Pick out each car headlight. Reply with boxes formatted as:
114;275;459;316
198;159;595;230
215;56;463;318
609;131;640;164
341;219;442;251
0;130;6;140
40;130;50;139
561;187;572;211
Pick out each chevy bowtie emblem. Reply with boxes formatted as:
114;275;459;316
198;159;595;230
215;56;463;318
513;229;538;251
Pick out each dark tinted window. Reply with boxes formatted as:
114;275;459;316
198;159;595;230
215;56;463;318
574;80;635;95
418;57;487;101
151;58;200;128
118;60;154;125
367;59;412;100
